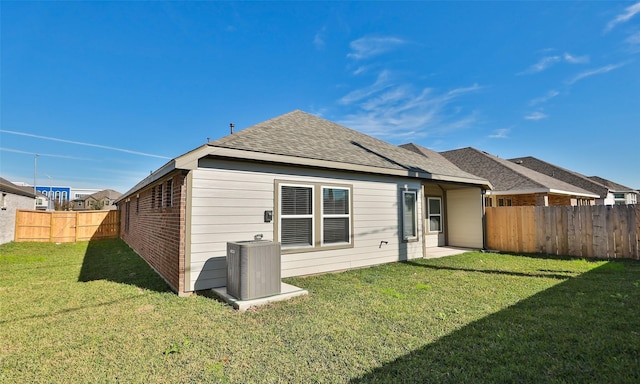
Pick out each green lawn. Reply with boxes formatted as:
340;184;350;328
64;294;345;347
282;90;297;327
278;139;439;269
1;239;639;383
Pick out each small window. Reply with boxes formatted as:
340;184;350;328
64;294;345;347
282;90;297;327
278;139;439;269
280;185;314;248
322;187;350;245
166;180;173;207
136;197;139;214
402;190;418;240
428;197;442;233
157;184;163;208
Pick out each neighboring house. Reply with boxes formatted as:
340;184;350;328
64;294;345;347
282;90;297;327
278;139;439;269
116;110;492;296
509;156;637;205
72;189;122;211
587;176;637;205
0;177;35;244
437;147;598;206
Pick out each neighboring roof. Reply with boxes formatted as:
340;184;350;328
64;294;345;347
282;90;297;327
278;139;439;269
587;176;636;193
119;110;492;201
0;177;36;198
76;189;122;202
441;148;598;197
508;156;613;198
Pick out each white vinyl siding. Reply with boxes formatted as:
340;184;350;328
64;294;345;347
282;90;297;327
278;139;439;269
188;160;424;291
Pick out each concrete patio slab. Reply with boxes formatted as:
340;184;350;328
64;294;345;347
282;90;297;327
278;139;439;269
425;246;476;259
211;282;308;311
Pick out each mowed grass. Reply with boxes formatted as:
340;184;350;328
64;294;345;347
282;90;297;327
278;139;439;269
1;239;639;383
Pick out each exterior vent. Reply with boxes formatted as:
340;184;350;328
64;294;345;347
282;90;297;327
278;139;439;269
226;240;281;300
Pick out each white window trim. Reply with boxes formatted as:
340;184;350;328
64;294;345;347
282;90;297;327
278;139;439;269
428;196;443;233
402;190;418;241
320;185;352;247
279;183;315;250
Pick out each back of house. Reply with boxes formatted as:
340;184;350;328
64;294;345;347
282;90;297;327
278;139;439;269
116;111;491;295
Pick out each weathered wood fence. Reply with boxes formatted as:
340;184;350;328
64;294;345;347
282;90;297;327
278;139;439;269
485;205;639;259
14;210;120;242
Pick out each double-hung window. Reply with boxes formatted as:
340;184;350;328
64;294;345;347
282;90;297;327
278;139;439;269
402;190;418;241
278;182;352;251
280;184;314;248
428;197;442;233
322;187;350;245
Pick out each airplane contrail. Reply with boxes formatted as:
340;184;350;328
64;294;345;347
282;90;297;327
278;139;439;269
0;147;98;161
0;129;171;159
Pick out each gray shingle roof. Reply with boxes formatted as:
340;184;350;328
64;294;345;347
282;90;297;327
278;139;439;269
587;176;635;192
0;177;36;198
210;110;487;182
441;148;596;196
508;156;610;198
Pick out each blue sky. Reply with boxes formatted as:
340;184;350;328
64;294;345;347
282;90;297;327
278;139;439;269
2;1;639;193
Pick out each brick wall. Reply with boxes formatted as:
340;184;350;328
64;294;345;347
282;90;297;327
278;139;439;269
119;171;188;294
488;193;591;207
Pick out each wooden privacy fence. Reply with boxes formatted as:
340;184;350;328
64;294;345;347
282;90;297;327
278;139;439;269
485;205;639;259
15;210;120;242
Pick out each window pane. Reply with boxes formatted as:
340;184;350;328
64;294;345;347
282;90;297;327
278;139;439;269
429;216;441;232
429;198;441;214
323;218;349;244
323;188;349;214
403;192;416;239
281;218;312;247
282;186;312;215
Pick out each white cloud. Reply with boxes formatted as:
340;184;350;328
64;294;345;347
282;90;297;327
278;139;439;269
567;62;627;84
626;31;640;48
520;56;561;74
563;53;589;64
488;128;510;139
347;36;406;60
313;27;326;50
529;90;560;106
520;52;589;74
337;74;480;139
605;2;640;32
339;70;392;105
524;111;548;121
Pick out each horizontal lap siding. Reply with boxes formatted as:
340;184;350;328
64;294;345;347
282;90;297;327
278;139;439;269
446;187;483;248
188;161;423;291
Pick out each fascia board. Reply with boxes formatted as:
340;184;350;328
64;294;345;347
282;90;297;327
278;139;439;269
205;146;491;188
488;188;599;198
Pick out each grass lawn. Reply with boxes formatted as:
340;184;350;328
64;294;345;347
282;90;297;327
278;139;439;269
1;239;639;383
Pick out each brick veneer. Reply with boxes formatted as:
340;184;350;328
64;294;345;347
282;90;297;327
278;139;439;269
119;170;188;294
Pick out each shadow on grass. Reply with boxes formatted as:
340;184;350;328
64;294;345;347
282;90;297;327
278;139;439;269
352;260;640;383
78;238;170;293
403;260;577;280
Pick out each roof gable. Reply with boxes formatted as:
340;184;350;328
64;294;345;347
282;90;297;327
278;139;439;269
0;177;36;198
209;110;489;183
441;148;596;196
118;111;492;201
508;156;610;198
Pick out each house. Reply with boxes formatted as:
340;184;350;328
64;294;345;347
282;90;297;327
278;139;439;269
71;189;122;211
434;147;598;206
509;156;638;205
586;176;637;205
0;177;35;244
115;110;492;296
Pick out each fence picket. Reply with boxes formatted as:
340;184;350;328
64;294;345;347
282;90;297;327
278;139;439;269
485;205;639;260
